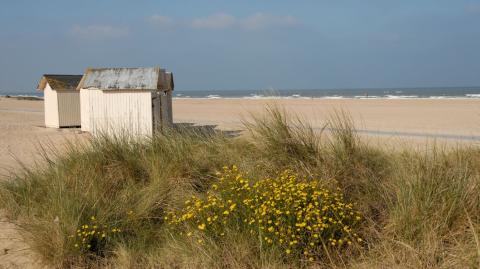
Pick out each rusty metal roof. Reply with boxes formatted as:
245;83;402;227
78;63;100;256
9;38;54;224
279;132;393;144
77;67;174;91
37;75;83;91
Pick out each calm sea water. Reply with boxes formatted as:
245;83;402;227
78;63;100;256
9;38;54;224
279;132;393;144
174;87;480;99
2;87;480;99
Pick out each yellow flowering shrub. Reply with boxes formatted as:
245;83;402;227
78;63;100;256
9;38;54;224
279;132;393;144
72;216;121;254
167;166;363;260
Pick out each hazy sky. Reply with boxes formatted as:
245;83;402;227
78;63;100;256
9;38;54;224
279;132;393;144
1;0;480;92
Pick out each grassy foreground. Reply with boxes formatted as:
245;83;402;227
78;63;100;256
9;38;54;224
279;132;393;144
1;106;480;268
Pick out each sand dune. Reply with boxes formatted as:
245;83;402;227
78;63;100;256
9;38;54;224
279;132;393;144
0;96;479;267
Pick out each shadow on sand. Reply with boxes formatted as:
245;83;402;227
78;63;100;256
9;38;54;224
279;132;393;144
172;123;243;138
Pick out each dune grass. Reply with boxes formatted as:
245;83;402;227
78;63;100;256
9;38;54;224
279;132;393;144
1;106;479;268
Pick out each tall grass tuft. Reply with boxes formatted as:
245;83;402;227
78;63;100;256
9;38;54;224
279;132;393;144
0;128;245;267
378;147;480;268
325;110;392;220
244;105;322;171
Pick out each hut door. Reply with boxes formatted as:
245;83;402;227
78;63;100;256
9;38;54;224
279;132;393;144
152;92;162;133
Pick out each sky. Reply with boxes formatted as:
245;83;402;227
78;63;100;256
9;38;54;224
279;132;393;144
1;0;480;92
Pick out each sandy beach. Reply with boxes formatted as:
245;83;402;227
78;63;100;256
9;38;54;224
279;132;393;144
1;97;480;170
0;97;478;171
174;98;480;134
0;98;87;173
174;98;480;148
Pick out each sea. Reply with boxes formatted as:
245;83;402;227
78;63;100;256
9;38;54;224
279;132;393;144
2;87;480;100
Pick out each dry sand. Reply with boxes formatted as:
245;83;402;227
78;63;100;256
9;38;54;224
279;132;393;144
0;96;479;267
0;98;86;268
174;98;480;148
1;97;479;171
174;98;480;136
0;98;87;172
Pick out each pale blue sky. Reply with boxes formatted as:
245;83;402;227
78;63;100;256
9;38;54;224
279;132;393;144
1;0;480;92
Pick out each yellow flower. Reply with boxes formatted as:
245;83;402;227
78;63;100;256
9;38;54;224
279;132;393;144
168;166;362;257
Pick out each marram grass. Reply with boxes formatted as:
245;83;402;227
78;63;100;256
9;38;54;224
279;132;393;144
0;106;479;269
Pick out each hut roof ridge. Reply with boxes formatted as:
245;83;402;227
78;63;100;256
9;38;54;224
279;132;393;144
77;67;173;91
37;74;83;91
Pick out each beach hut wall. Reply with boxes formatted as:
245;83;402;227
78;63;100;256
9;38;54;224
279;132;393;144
77;67;174;137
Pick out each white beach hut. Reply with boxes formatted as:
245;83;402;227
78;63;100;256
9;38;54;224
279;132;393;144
37;74;83;128
77;67;174;136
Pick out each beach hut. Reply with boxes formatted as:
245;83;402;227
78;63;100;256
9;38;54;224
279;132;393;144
77;67;174;136
37;74;83;128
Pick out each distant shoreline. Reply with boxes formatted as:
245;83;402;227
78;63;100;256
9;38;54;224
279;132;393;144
3;95;480;101
171;96;480;100
0;90;45;100
3;86;480;100
0;95;43;101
